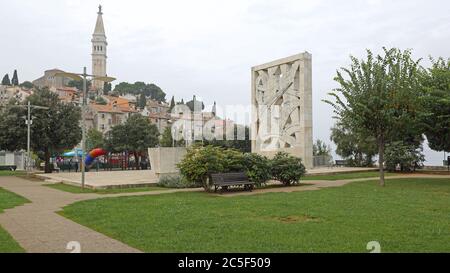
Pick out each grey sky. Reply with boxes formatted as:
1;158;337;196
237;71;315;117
1;0;449;164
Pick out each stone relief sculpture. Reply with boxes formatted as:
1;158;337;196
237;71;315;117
251;53;313;168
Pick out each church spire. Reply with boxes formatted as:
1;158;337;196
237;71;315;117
93;5;105;35
92;5;107;91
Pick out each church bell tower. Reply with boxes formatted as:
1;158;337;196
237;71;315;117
91;5;107;91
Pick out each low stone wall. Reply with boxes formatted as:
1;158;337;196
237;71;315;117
148;147;187;178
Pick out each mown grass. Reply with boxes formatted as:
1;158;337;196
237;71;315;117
60;178;450;252
0;170;26;177
44;183;168;194
0;187;30;253
302;171;399;181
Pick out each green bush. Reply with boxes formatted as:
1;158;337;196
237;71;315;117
157;175;200;188
385;141;425;172
270;152;306;186
178;146;307;190
242;153;271;186
177;145;244;190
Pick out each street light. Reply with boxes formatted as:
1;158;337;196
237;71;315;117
25;101;49;173
0;101;49;173
56;67;115;189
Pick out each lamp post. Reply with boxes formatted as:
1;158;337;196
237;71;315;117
1;102;49;173
56;68;115;189
25;101;49;173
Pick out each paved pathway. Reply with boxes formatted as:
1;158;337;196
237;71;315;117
0;173;448;252
0;176;199;253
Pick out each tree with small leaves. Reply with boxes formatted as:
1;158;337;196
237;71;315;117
324;48;423;186
420;57;450;153
0;88;81;173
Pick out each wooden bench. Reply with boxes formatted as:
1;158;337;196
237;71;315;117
334;160;347;167
210;172;255;193
0;165;17;171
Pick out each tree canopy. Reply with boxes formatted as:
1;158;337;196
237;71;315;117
11;70;19;86
420;57;450;153
86;128;104;151
20;81;34;89
2;74;11;86
324;48;423;186
0;88;81;173
105;114;159;169
114;81;166;102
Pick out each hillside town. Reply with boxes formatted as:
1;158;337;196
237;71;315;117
0;6;236;170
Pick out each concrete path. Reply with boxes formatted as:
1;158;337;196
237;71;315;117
35;169;158;189
0;173;447;252
0;176;199;253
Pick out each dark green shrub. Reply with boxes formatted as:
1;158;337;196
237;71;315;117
177;145;244;191
242;153;271;186
270;152;306;186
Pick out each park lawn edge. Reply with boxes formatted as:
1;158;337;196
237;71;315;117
0;187;31;253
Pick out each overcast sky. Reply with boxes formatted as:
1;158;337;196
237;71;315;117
1;0;449;164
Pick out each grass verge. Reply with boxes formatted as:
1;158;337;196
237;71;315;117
0;187;30;252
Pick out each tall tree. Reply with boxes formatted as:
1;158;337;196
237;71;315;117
169;96;175;111
0;88;81;173
159;126;173;147
11;70;19;86
330;122;377;166
421;57;450;153
324;48;423;186
1;74;11;86
105;114;159;169
138;93;147;109
313;139;332;157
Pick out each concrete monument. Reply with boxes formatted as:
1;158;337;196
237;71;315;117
251;52;313;168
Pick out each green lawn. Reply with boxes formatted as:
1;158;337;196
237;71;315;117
45;183;168;194
302;171;398;181
0;187;30;253
60;177;450;252
0;170;26;177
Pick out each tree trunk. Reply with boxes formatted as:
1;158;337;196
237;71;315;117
378;138;385;186
134;151;140;170
44;150;52;173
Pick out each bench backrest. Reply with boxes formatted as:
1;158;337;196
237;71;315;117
335;160;347;165
211;172;249;183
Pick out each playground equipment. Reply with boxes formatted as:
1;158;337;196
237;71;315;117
85;148;107;166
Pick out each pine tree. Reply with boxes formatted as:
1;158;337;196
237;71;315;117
1;74;11;86
169;96;175;111
212;101;216;116
11;70;19;86
138;93;147;109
